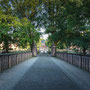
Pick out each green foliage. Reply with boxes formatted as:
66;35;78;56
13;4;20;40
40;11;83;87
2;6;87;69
0;1;41;53
43;0;90;54
0;0;90;54
0;10;22;52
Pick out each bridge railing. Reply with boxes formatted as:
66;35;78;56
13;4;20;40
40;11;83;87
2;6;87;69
56;52;90;72
0;51;32;72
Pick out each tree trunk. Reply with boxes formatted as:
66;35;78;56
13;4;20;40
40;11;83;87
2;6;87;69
82;48;86;54
30;43;34;52
3;41;9;53
5;45;9;53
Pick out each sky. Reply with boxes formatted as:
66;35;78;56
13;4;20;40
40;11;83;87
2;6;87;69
40;28;48;40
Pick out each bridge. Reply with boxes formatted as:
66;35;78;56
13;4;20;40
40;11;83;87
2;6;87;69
0;1;90;90
0;53;90;90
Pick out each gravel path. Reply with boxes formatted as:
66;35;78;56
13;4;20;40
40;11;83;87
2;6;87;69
0;53;90;90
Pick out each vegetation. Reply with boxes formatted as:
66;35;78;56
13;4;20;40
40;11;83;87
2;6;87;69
0;0;41;53
42;0;90;54
0;0;90;54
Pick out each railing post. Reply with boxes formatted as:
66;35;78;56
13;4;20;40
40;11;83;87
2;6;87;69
51;42;56;57
0;56;1;72
89;58;90;72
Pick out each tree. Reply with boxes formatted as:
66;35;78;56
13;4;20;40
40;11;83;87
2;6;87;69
17;18;40;52
0;10;21;53
43;0;90;54
0;1;41;53
0;0;90;54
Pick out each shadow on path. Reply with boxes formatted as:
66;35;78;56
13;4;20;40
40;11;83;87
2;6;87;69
13;53;82;90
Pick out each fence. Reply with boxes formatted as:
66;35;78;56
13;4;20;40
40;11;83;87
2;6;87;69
0;51;32;72
56;52;90;72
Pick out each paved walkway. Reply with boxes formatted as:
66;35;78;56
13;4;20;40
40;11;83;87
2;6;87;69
0;53;90;90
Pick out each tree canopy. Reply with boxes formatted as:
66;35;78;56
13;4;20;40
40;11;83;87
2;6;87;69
0;1;41;53
43;0;90;53
0;0;90;53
